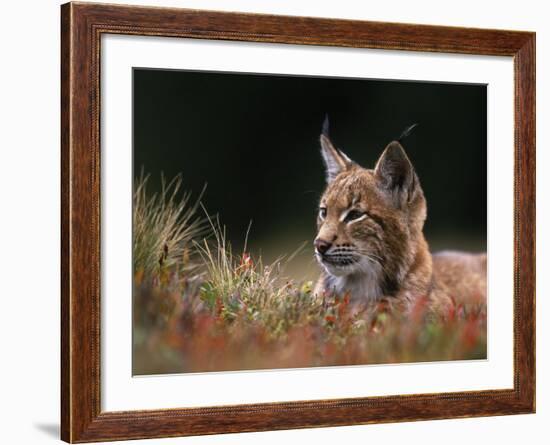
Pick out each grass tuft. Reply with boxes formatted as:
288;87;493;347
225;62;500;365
196;216;321;335
133;172;206;278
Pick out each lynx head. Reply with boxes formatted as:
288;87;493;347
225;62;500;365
314;126;427;293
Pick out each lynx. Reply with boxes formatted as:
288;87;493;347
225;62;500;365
313;122;486;314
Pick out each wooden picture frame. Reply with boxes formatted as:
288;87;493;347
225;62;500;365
61;2;535;442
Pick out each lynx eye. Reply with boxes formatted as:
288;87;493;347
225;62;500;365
344;209;365;223
319;207;327;220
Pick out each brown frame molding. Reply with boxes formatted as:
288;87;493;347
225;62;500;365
61;2;535;442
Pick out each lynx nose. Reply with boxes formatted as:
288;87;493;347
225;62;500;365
314;238;332;255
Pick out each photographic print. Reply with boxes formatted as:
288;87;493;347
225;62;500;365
62;4;535;441
132;68;487;375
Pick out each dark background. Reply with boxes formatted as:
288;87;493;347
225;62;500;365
134;68;487;280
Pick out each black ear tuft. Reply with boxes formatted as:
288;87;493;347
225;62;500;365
397;123;419;143
322;114;330;137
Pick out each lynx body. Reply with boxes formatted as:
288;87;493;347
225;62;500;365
314;129;486;313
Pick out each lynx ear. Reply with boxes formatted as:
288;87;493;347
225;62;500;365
320;115;354;183
320;134;354;183
374;141;418;207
